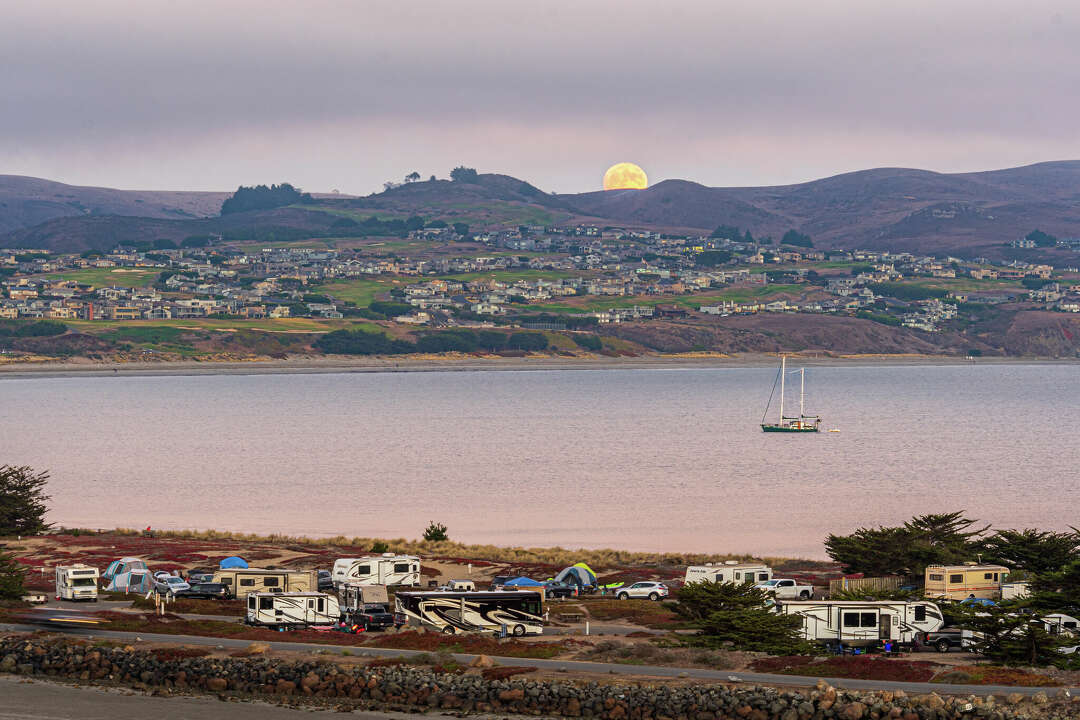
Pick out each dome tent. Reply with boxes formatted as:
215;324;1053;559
102;557;148;581
105;569;154;594
219;556;248;569
553;562;598;589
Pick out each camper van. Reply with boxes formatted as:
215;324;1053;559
332;554;420;589
55;564;99;602
924;563;1010;600
684;561;772;585
212;568;317;599
777;600;944;648
395;590;544;636
246;592;340;629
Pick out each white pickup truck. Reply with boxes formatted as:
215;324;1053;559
755;578;813;600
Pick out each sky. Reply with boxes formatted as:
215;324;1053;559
1;1;1078;194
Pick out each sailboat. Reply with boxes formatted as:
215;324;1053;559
760;355;821;433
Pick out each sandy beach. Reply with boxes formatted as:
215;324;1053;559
0;351;1074;379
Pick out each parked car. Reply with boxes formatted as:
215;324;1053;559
155;576;191;595
174;582;231;600
755;578;813;600
187;571;215;584
616;582;669;601
317;570;334;592
542;581;578;599
915;628;965;653
489;575;515;591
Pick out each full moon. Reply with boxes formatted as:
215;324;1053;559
602;162;648;190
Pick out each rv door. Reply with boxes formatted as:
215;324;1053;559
879;613;892;640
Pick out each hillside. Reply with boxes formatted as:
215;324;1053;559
4;161;1080;258
0;175;229;235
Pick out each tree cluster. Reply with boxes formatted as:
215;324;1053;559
0;320;67;338
694;250;734;268
220;183;312;215
781;229;814;248
450;166;480;183
1024;229;1058;248
675;581;815;655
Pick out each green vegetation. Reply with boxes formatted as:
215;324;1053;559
572;334;603;351
980;529;1080;578
450;166;479;183
0;320;67;338
221;183;311;214
423;521;449;542
781;229;813;248
0;552;26;600
314;327;549;355
0;465;51;536
41;268;159;289
675;581;814;655
1025;229;1058;248
694;250;733;267
866;282;949;301
824;512;988;577
953;602;1077;667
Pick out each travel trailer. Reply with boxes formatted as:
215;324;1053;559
55;564;99;602
777;600;944;648
394;590;544;636
924;563;1010;600
332;554;420;588
245;592;340;629
1001;582;1031;600
684;561;772;585
212;568;317;599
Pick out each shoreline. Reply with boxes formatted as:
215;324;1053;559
1;352;1077;379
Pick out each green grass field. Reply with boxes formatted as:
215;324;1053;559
40;268;160;289
313;277;400;306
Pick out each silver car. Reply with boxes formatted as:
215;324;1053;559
616;581;669;601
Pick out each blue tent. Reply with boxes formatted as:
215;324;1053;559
504;576;543;587
962;597;997;607
219;556;248;569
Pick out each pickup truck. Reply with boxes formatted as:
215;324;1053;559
755;579;813;600
916;627;966;653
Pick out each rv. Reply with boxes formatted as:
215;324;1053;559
246;591;340;629
55;564;99;602
332;554;420;588
1001;582;1030;601
777;600;944;648
684;561;772;585
924;563;1010;600
212;568;317;599
395;590;544;636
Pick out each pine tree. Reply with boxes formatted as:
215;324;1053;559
0;551;26;600
0;465;51;536
675;581;814;655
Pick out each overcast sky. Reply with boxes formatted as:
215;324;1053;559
2;1;1077;194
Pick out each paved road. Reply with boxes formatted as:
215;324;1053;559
3;623;1074;697
0;675;425;720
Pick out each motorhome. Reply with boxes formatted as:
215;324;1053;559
684;561;772;585
55;564;99;602
394;590;544;636
212;568;317;599
332;554;420;588
245;592;340;629
924;563;1010;600
777;600;944;648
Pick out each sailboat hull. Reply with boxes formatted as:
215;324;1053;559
761;424;819;433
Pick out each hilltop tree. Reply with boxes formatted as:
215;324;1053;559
450;166;479;183
404;171;421;183
220;183;311;214
0;465;51;536
1025;229;1058;248
675;582;813;655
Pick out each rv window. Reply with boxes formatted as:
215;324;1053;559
240;578;255;587
843;612;860;627
248;596;256;609
758;573;769;581
993;573;999;581
861;613;877;627
221;578;233;586
734;572;741;580
356;565;370;576
394;563;410;573
914;605;926;622
308;600;314;609
1065;621;1077;629
263;577;279;587
949;575;963;584
524;599;541;616
929;574;943;582
984;573;992;580
259;597;273;610
317;598;325;612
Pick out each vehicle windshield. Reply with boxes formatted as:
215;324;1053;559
72;578;96;587
760;580;779;586
167;577;186;585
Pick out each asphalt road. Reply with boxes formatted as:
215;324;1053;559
3;623;1074;697
0;675;426;720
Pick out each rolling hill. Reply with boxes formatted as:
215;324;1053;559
4;161;1080;258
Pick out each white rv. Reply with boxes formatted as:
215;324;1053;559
777;600;944;648
332;554;420;588
245;592;341;629
1001;582;1031;600
395;590;544;636
55;564;99;602
684;561;772;585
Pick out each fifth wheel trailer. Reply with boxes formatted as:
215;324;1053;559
245;592;340;629
777;600;944;648
332;554;420;588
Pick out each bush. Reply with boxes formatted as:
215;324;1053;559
313;329;407;355
0;320;67;338
371;541;389;554
423;521;448;542
572;334;603;351
507;332;547;351
781;229;813;248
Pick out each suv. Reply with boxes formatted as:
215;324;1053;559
175;582;231;600
916;628;965;653
155;575;191;595
616;582;669;601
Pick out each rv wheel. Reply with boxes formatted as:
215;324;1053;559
513;624;526;637
935;639;951;653
442;626;456;635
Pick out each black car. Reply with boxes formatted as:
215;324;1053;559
542;581;578;599
174;582;231;600
317;570;334;592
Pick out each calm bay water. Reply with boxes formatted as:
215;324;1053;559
3;365;1078;558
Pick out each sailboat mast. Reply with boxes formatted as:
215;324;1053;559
779;355;785;421
800;368;805;417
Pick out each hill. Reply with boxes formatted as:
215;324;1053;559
4;161;1080;258
0;175;229;235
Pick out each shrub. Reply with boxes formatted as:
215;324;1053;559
371;541;389;554
572;334;603;351
0;551;26;600
423;521;449;542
